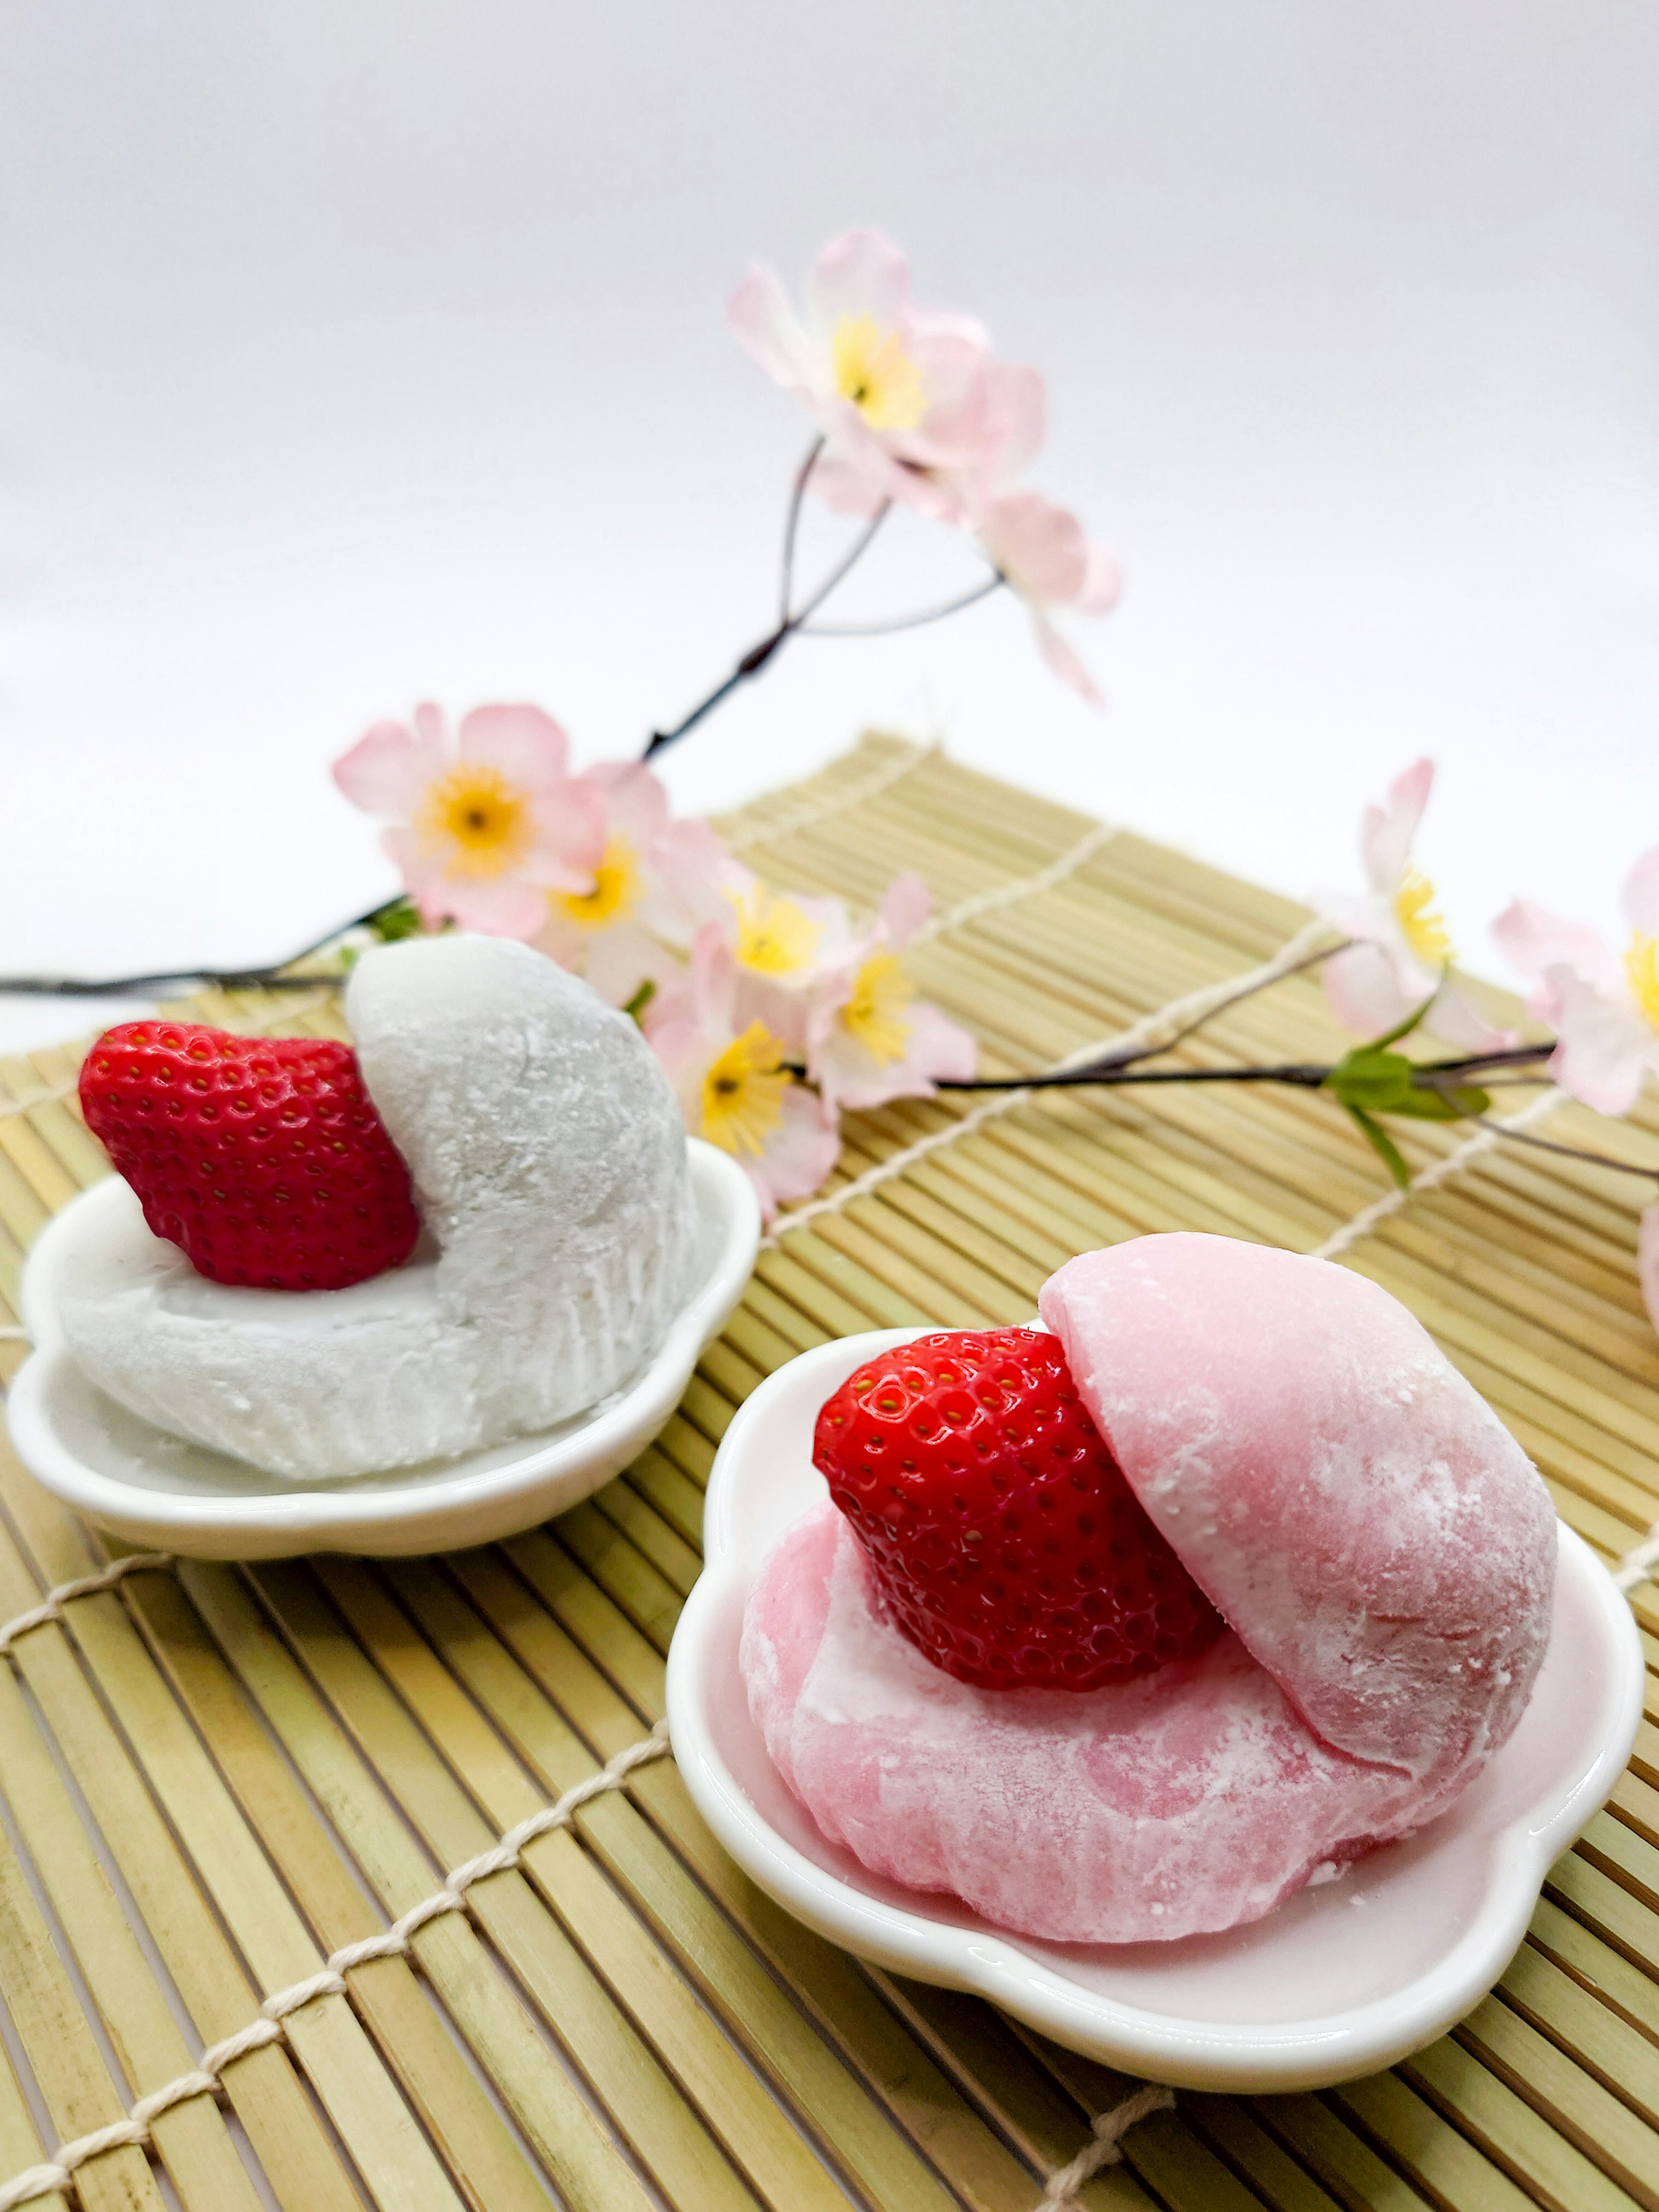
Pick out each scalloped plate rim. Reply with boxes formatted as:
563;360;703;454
6;1140;760;1558
666;1326;1646;2092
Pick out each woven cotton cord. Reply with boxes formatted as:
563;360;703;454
1306;1087;1569;1263
723;737;939;853
1034;2083;1176;2210
0;1546;672;2212
764;915;1337;1249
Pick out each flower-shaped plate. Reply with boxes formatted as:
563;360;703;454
666;1328;1646;2092
8;1141;760;1560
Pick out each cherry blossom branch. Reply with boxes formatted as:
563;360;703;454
799;571;1006;637
1464;1113;1659;1182
645;472;893;760
932;1044;1557;1095
779;436;826;622
0;899;420;1001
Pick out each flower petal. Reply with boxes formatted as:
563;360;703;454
980;491;1086;606
1361;758;1434;894
728;263;820;390
816;998;978;1112
581;923;686;1010
1029;608;1103;708
875;870;932;950
1077;541;1125;616
587;759;671;850
1311;889;1396;945
1322;940;1418;1037
977;361;1047;490
1491;897;1621;998
332;719;442;821
457;703;572;791
747;1084;842;1220
805;229;911;337
519;776;607;887
436;877;551;940
1622;847;1659;938
1422;977;1516;1054
1547;965;1656;1115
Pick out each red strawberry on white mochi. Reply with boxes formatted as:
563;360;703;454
53;936;696;1479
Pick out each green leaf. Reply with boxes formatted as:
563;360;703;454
1387;1081;1491;1122
1344;1104;1412;1190
1324;1046;1420;1114
367;896;424;944
622;978;657;1024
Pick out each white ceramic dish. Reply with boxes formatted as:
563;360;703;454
7;1141;760;1560
667;1327;1646;2093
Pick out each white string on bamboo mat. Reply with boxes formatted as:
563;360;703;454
913;818;1121;945
723;737;939;852
0;1538;1178;2212
1305;1087;1568;1263
0;988;341;1127
1614;1522;1659;1595
764;915;1337;1248
0;1487;1649;2202
0;1557;672;2212
1034;2083;1175;2209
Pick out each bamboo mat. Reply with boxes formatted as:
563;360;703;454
0;730;1656;2212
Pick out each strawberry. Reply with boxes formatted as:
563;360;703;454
79;1022;420;1293
814;1327;1225;1690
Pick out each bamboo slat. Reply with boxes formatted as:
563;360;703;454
0;730;1653;2212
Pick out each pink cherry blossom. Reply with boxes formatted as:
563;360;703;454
728;229;997;522
1492;846;1659;1114
1312;759;1511;1050
806;872;978;1109
648;925;841;1221
333;702;604;939
655;842;854;1053
534;760;726;1008
976;489;1122;706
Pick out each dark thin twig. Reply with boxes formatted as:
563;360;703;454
779;436;825;624
936;1062;1336;1092
801;572;1005;638
1093;938;1353;1072
789;502;893;625
1468;1113;1659;1183
645;493;893;760
0;899;404;1001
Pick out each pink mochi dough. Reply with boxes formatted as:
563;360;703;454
743;1503;1433;1944
739;1233;1558;1945
1038;1235;1557;1802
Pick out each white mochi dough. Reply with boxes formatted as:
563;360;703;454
53;935;698;1478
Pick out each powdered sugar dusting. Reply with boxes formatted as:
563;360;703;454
741;1503;1438;1945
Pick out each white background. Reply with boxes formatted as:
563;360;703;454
3;0;1655;1054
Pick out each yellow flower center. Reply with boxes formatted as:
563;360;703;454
1393;866;1452;967
553;838;642;929
831;311;926;431
699;1021;790;1157
840;951;914;1065
1625;934;1659;1033
417;764;533;880
728;884;823;977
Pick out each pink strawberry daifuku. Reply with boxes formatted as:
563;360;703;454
740;1233;1557;1944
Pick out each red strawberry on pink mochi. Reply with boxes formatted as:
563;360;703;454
740;1233;1556;1945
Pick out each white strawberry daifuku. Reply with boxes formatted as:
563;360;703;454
54;936;697;1479
741;1233;1557;1944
